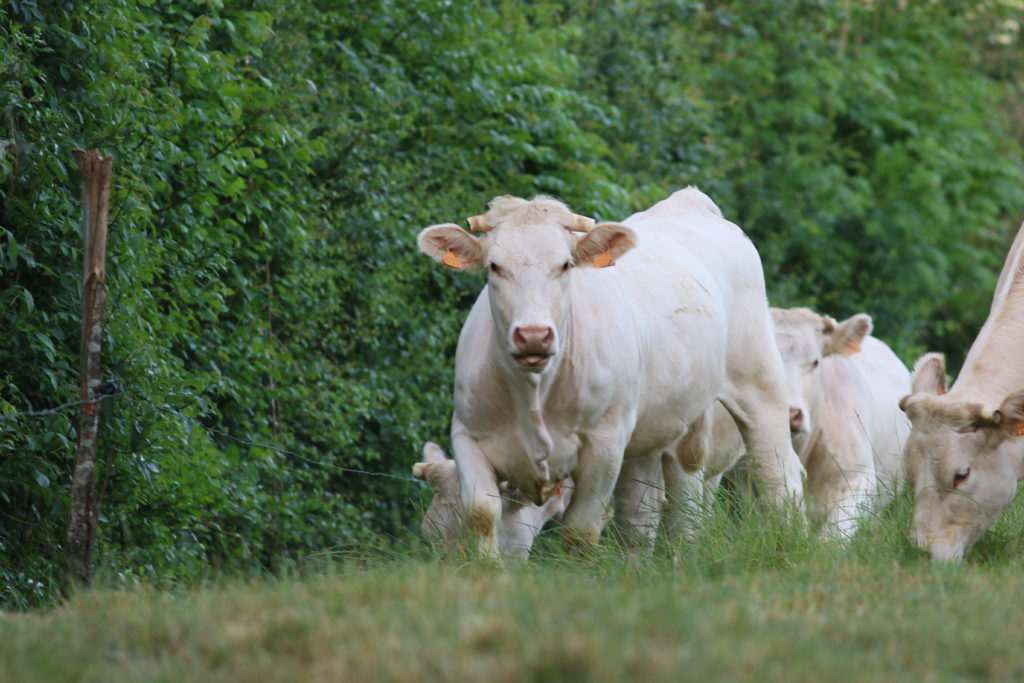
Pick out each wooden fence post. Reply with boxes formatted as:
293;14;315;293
63;149;113;593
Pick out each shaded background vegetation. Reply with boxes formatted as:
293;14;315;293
1;0;1022;608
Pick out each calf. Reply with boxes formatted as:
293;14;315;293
413;442;570;558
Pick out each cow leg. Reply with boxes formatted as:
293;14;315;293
497;498;542;560
613;453;667;551
809;445;877;539
822;479;874;539
559;438;624;549
703;471;724;500
451;422;502;558
720;385;805;509
660;452;704;543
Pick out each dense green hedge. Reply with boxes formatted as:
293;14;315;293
1;0;1021;608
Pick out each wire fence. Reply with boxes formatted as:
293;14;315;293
0;381;422;486
0;395;116;422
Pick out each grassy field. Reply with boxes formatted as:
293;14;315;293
4;489;1024;682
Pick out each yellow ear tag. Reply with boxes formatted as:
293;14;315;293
442;249;463;269
592;249;613;268
1013;421;1024;436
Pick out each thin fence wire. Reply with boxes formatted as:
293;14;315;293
0;394;117;422
0;383;422;486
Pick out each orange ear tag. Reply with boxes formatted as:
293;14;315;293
1013;421;1024;436
548;480;564;500
936;387;946;396
442;249;463;269
592;249;613;268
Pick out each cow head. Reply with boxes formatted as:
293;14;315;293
770;307;872;437
900;353;1024;562
418;196;637;373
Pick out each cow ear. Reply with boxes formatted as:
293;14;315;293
413;444;454;485
993;390;1024;438
412;458;459;494
573;222;637;269
824;313;872;357
418;224;485;270
422;442;448;464
911;352;947;396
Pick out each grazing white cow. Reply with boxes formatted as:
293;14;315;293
413;442;571;558
900;222;1024;562
771;307;911;537
417;188;804;555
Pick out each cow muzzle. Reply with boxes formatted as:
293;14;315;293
928;539;966;564
789;406;807;434
512;325;555;370
911;519;967;563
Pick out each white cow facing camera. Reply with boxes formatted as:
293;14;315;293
417;188;805;556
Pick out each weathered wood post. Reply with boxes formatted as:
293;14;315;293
63;149;113;593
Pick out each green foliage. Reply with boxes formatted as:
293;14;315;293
568;0;1024;362
1;0;1022;609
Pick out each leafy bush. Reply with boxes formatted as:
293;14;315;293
569;0;1024;361
0;0;1021;608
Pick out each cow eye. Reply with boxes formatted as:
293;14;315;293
488;262;502;276
953;467;971;488
811;358;820;369
560;260;573;275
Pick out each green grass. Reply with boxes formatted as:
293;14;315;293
5;488;1024;682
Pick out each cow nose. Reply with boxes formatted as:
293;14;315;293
789;407;804;432
513;325;555;354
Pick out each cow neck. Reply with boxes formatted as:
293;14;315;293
799;365;833;460
954;237;1024;408
798;405;831;469
524;372;553;482
494;328;573;488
